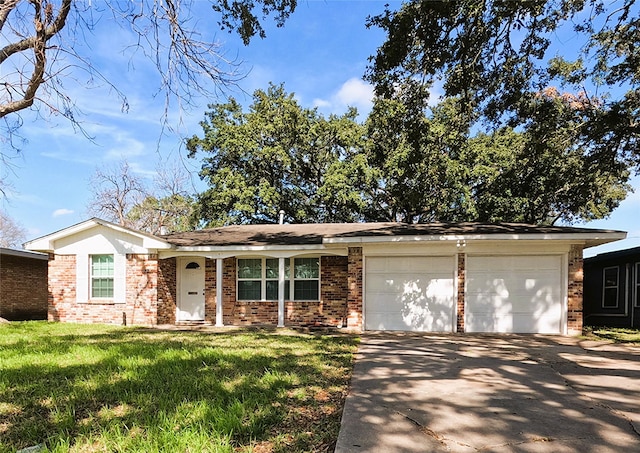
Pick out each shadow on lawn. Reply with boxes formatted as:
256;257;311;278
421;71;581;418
0;326;357;452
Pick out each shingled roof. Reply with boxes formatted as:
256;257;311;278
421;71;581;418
161;222;625;247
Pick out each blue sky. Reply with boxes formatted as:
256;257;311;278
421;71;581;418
3;0;639;257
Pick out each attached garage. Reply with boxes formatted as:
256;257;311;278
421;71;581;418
364;256;456;332
465;255;564;334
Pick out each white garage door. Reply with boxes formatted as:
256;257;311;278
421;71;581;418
466;255;563;334
365;256;455;332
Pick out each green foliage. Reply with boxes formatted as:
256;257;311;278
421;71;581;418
126;193;195;234
366;0;640;167
188;83;631;225
0;322;357;453
187;83;370;226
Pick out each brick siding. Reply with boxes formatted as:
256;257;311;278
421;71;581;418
567;245;584;335
456;253;466;332
346;247;363;330
157;257;177;324
48;253;159;325
221;255;349;327
0;253;48;320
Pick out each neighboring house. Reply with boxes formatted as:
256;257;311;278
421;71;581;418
24;218;625;335
584;246;640;328
0;247;49;321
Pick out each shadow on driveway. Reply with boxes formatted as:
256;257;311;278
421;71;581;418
335;333;640;453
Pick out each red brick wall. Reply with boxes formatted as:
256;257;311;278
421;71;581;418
204;258;217;323
125;254;158;325
456;253;466;332
346;247;363;330
0;253;48;320
220;256;349;327
48;254;77;322
568;245;584;335
157;258;177;324
48;253;159;325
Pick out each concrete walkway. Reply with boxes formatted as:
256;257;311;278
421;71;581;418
335;333;640;453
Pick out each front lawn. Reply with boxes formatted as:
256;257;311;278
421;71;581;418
586;326;640;344
0;322;358;452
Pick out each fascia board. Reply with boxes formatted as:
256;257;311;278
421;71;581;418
24;218;172;252
322;232;627;245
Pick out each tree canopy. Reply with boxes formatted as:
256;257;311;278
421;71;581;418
186;83;369;226
187;85;630;226
366;0;639;169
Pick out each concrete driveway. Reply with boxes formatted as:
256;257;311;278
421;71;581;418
335;333;640;452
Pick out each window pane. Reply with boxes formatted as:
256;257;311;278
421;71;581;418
92;278;114;298
294;280;319;300
265;259;279;279
295;258;319;279
238;259;261;279
604;267;618;287
266;280;278;300
603;287;618;308
636;263;640;307
238;281;261;300
91;255;114;277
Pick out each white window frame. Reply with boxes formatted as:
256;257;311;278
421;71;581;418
237;257;320;302
635;262;640;308
291;257;320;301
602;266;619;309
90;254;114;299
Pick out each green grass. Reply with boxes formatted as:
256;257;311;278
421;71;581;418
585;326;640;344
0;322;359;452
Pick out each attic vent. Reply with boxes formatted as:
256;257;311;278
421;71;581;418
185;262;201;270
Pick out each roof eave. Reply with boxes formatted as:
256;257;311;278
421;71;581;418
322;232;628;246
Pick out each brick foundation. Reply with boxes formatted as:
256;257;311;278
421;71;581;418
0;252;48;321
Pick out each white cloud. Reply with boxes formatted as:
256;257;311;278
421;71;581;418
52;208;74;217
314;78;374;115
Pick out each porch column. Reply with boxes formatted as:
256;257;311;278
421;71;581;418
278;257;285;327
215;258;224;327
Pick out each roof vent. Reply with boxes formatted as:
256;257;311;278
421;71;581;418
279;210;285;225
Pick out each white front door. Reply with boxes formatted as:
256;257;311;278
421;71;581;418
178;257;205;321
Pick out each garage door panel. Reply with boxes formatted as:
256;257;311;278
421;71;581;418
465;312;560;334
365;256;455;332
466;256;563;334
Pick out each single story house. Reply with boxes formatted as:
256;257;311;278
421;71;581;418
24;218;625;335
584;246;640;328
0;247;49;321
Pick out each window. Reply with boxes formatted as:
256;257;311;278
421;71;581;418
237;258;262;300
636;263;640;308
91;254;114;299
293;258;319;300
602;266;619;308
237;257;319;301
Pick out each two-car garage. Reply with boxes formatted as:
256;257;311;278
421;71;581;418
364;254;565;334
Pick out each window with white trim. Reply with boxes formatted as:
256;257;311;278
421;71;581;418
602;266;619;308
293;257;319;300
635;263;640;308
91;254;114;299
237;257;319;301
